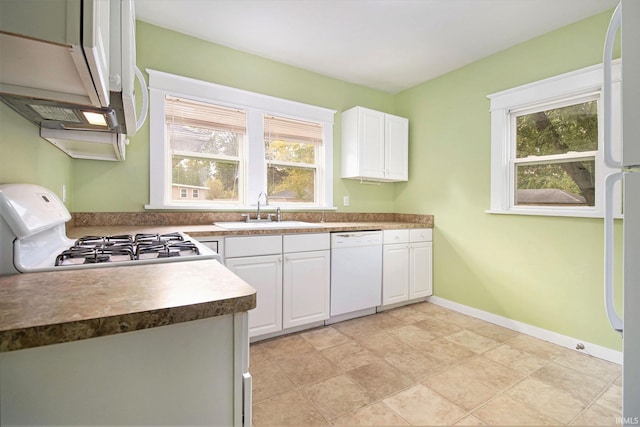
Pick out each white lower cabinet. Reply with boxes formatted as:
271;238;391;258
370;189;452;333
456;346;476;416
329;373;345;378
382;241;411;305
283;238;330;329
226;254;283;337
225;235;283;337
382;228;433;307
409;239;433;298
225;233;330;339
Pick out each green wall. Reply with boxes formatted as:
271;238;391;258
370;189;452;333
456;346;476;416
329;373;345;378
0;103;73;207
71;21;398;212
0;11;623;350
394;10;622;351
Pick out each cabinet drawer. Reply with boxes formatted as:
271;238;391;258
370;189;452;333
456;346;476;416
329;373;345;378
383;229;409;244
409;228;432;242
225;235;282;258
283;233;329;253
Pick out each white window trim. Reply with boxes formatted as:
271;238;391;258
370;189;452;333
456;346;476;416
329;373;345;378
486;60;622;218
145;69;336;210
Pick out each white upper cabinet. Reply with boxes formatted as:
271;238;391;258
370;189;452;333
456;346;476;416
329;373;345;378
341;106;408;182
384;114;410;181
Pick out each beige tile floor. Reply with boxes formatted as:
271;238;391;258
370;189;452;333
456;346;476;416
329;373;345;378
250;302;622;426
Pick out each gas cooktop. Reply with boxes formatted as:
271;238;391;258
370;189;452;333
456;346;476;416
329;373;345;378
0;184;219;275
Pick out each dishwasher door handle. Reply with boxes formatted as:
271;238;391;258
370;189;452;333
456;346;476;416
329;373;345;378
334;233;359;238
334;231;381;238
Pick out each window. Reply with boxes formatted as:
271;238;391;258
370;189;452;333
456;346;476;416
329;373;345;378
166;96;244;204
180;188;187;198
265;114;322;204
488;61;622;217
513;97;598;207
146;70;335;210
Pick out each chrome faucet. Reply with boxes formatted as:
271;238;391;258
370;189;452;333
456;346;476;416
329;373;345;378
257;192;268;220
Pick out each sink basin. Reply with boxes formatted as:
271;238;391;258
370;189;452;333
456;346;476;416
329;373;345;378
214;221;323;230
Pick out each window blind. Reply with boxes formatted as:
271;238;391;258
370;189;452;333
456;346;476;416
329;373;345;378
264;114;322;144
165;95;246;133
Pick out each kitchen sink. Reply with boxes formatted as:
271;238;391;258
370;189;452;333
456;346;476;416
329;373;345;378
214;221;324;230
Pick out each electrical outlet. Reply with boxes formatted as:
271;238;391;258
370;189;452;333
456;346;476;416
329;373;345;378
343;196;349;206
62;184;66;203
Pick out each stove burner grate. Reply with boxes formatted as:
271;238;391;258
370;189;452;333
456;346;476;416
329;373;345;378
134;233;184;245
55;246;136;266
75;235;134;247
135;241;200;259
55;232;201;266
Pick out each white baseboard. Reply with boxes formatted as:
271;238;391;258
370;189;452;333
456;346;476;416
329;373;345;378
428;296;622;365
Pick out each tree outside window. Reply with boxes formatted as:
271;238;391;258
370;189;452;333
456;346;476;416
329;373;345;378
514;99;598;207
264;115;322;204
488;61;621;218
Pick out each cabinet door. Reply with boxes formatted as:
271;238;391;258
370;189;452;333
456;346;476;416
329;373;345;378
282;250;330;329
409;241;433;298
225;255;282;337
382;243;410;305
82;0;110;107
359;108;386;179
385;114;409;181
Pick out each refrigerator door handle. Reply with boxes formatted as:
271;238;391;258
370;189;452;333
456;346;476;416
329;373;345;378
604;172;624;335
603;2;622;169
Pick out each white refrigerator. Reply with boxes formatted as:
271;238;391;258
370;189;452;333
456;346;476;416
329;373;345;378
603;0;640;420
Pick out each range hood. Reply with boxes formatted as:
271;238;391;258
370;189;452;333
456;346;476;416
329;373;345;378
0;0;147;161
40;129;128;162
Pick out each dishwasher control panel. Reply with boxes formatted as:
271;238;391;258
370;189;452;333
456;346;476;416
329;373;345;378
330;231;383;248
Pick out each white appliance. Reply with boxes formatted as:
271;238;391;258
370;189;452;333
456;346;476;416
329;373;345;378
602;0;640;420
0;184;219;276
329;231;382;323
0;0;148;161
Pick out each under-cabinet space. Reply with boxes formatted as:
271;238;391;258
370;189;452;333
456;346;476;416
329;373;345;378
195;236;224;262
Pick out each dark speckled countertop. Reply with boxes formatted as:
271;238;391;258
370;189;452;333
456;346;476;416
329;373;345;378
0;217;432;353
65;220;433;239
0;259;256;352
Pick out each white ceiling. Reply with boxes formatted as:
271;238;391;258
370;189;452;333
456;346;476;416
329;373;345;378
135;0;618;94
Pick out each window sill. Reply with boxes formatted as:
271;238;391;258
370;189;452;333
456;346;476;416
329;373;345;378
144;203;338;212
484;208;624;219
485;208;622;219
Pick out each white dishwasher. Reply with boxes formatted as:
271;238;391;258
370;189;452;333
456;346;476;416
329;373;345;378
329;230;383;323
